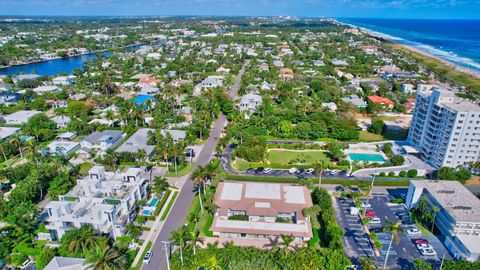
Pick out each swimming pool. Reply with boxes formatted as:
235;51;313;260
143;209;152;215
132;94;154;104
149;198;159;207
348;153;385;162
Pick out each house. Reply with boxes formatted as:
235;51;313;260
0;92;20;105
332;59;348;66
169;79;192;88
46;141;80;156
3;110;41;125
140;86;160;95
44;257;87;270
44;166;149;241
402;83;414;94
260;81;276;91
146;52;161;60
194;76;224;96
56;132;77;141
50;115;71;129
0;127;21;140
216;66;231;73
239;93;263;114
273;60;284;68
259;63;269;71
406;180;480;261
279;68;294;82
46;100;68;109
53;75;76;86
341;95;367;108
367;96;395;111
211;181;313;242
417;84;436;92
322;102;338;112
80;130;124;155
0;84;12;92
13;74;40;84
139;76;161;87
33;85;60;95
313;60;325;67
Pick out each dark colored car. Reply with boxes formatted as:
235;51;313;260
255;167;265;173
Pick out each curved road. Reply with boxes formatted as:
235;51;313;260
142;59;249;270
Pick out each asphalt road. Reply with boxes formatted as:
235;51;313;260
142;60;249;270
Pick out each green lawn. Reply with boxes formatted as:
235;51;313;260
160;191;179;221
79;162;93;175
358;131;384;142
166;163;192;177
267;149;331;166
358;129;408;142
185;190;215;237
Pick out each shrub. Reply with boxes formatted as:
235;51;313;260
388;171;395;177
337;160;350;167
368;118;385;134
379;172;386;177
390;154;405;166
407;169;418;178
228;215;249;221
275;217;291;223
399;171;407;177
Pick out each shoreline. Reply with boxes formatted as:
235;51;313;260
334;19;480;79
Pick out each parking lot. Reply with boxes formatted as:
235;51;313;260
244;167;348;179
335;191;452;269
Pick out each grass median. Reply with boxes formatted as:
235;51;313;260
132;241;152;270
226;174;410;186
160;191;179;221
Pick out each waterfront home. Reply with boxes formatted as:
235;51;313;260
367;95;395;111
211;181;313;242
44;166;149;240
13;74;40;84
33;85;60;95
53;75;76;86
2;110;41;125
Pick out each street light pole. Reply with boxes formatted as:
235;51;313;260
161;241;171;270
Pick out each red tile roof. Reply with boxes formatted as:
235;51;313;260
368;95;395;105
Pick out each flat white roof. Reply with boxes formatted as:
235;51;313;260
245;182;281;200
0;127;20;140
215;219;310;234
284;186;306;204
220;182;243;201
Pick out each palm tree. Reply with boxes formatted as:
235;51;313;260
192;166;209;213
382;219;405;270
62;226;101;256
84;246;127;270
430;205;441;232
170;228;187;265
279;234;295;256
124;224;142;241
313;161;327;187
152;176;169;194
9;135;23;160
205;256;222;270
187;227;204;256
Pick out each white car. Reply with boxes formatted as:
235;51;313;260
330;169;339;175
289;167;298;174
360;202;371;208
420;248;437;257
407;227;422;236
305;168;314;174
416;244;433;250
264;168;273;174
369;217;381;224
143;251;152;264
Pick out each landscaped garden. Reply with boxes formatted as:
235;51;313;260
267;149;332;166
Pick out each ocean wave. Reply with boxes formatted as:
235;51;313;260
337;20;480;72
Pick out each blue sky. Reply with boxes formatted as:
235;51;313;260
0;0;479;19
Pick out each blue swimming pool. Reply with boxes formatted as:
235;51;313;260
143;209;152;215
132;94;154;104
149;198;159;207
348;153;385;162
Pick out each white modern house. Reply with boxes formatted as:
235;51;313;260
44;166;149;241
53;75;76;86
406;180;480;261
32;85;60;95
408;88;480;169
193;76;224;96
211;181;313;243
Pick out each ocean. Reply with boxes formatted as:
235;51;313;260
337;18;480;72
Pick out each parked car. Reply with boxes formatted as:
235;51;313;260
255;167;265;173
416;244;433;250
360;201;372;208
420;248;437;257
365;211;376;217
335;185;345;192
264;168;273;174
305;168;314;174
289;167;298;174
407;227;422;236
330;169;339;175
369;217;381;224
414;239;429;245
143;251;153;264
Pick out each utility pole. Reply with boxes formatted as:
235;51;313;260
439;253;445;270
161;241;171;270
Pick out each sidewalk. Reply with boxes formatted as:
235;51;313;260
131;189;179;268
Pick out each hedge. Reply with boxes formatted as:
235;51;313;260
154;190;172;216
160;191;179;221
226;174;410;186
